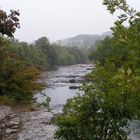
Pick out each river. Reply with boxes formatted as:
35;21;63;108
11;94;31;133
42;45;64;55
18;64;140;140
35;64;93;112
16;64;93;140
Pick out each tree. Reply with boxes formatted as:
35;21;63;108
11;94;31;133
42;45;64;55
35;37;58;66
55;1;140;139
0;9;20;37
0;9;45;104
0;9;20;71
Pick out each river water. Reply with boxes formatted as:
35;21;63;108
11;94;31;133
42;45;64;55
18;64;140;140
35;64;140;140
17;64;93;140
35;64;93;112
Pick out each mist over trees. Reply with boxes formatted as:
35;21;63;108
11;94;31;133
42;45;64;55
56;32;112;48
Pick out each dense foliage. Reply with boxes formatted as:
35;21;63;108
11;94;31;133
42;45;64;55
0;38;88;104
55;1;140;139
0;9;20;37
7;37;89;70
0;9;90;104
33;36;88;67
0;39;45;104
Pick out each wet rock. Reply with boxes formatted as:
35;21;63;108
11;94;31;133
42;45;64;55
0;106;20;140
55;75;79;78
18;110;56;140
54;79;69;83
69;86;80;89
65;75;80;78
128;120;140;140
6;128;18;133
86;67;95;71
86;68;92;70
76;79;85;83
69;79;76;83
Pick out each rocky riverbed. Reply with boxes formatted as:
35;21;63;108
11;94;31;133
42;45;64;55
0;106;20;140
35;64;93;111
17;110;56;140
1;106;140;140
0;64;93;140
0;106;56;140
1;64;140;140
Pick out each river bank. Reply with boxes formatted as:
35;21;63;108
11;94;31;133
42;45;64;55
0;64;93;140
0;105;56;140
1;64;139;140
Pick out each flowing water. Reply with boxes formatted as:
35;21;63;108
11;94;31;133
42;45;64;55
18;64;93;140
18;64;140;140
35;64;93;112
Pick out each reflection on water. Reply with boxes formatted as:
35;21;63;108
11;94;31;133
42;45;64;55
35;64;93;111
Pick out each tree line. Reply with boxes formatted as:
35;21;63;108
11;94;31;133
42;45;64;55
0;36;89;104
7;36;89;70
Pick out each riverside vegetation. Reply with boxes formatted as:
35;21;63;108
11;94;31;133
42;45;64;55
0;9;90;105
54;0;140;140
0;0;140;140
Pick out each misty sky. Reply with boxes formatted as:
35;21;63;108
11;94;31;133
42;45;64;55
0;0;140;42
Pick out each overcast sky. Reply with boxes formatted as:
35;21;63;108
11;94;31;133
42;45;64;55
0;0;140;42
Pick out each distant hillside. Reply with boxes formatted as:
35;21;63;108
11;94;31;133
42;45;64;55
56;31;112;47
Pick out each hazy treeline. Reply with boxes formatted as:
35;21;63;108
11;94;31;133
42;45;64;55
0;32;89;104
7;36;89;70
